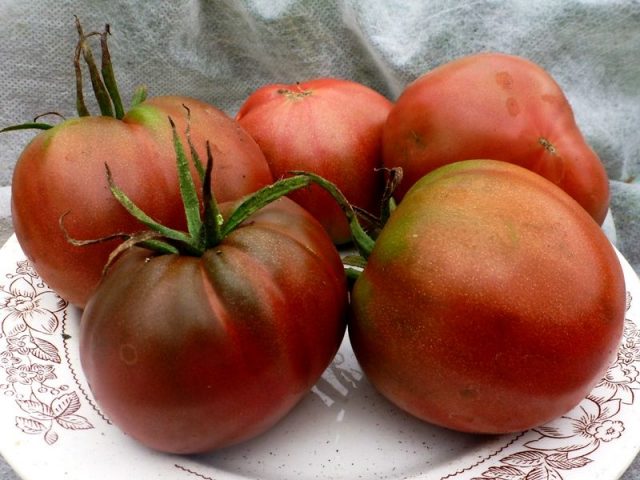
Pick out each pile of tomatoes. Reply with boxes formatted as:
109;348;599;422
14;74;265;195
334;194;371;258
5;21;626;454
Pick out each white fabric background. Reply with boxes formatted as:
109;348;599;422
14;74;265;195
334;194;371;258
0;0;639;478
1;0;639;267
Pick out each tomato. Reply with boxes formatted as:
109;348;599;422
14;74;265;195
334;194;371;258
382;52;610;225
11;95;272;308
349;159;625;434
236;78;393;244
80;197;347;453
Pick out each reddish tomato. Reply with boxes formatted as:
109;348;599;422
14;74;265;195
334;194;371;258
80;197;347;453
236;78;393;244
382;52;610;225
11;95;272;308
349;160;625;433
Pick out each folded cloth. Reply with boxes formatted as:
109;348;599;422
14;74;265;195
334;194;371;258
0;453;18;480
2;1;638;272
1;0;638;250
0;1;637;251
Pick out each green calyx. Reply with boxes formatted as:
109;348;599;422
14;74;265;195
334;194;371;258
330;167;402;281
97;110;381;274
97;112;334;263
1;17;147;134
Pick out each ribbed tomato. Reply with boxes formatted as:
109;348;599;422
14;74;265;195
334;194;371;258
80;197;347;453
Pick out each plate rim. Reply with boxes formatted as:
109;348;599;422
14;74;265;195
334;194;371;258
0;234;639;480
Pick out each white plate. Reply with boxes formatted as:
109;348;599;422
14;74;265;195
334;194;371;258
0;234;639;480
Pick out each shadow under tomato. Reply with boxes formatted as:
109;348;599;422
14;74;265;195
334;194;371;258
179;333;518;480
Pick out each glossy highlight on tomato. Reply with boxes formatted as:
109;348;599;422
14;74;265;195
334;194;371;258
349;159;625;434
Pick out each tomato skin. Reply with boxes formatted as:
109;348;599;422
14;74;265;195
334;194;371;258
11;95;272;308
350;160;625;434
382;52;610;225
80;198;347;453
236;78;393;244
131;96;273;201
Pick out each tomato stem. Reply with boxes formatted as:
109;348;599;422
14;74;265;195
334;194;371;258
170;117;204;245
75;18;115;117
1;109;65;133
73;18;129;119
177;106;224;248
73;18;90;117
344;265;364;283
184;106;207;181
0;122;53;133
100;25;125;119
102;115;367;262
220;176;307;235
103;232;180;273
378;167;402;226
4;19;132;132
130;85;148;109
105;163;198;252
290;171;376;258
201;143;224;249
342;254;367;269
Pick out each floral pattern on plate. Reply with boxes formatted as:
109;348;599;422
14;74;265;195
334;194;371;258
0;241;638;480
472;320;639;480
0;259;93;446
